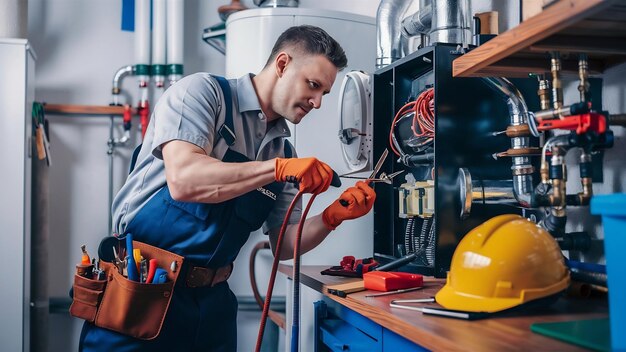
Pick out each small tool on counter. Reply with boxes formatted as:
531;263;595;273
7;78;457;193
389;298;436;312
390;297;435;304
363;271;423;292
421;307;489;320
326;280;366;297
374;248;424;272
321;255;379;278
389;298;490;320
364;286;424;298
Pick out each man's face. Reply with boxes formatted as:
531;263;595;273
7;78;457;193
272;54;338;124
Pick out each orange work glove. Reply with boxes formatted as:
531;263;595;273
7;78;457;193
275;157;333;194
322;181;376;230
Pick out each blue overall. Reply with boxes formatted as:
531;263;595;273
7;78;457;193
79;77;288;351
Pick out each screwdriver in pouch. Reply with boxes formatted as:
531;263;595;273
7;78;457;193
146;259;158;283
126;234;139;281
76;245;94;278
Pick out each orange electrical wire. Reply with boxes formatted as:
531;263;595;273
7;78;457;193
412;88;435;138
389;88;435;157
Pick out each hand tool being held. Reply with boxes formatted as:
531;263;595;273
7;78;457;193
337;149;403;207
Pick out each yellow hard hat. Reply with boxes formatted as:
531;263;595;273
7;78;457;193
436;214;570;313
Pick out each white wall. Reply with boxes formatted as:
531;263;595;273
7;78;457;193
25;0;625;351
28;1;226;350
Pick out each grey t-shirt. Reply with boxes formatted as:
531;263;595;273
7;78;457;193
111;73;301;235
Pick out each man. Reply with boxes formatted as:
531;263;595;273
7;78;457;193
79;25;375;351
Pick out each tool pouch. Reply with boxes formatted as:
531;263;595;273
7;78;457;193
70;241;184;340
69;273;107;323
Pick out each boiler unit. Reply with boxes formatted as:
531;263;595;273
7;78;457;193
371;44;546;277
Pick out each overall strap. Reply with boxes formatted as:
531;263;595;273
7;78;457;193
283;140;295;158
129;143;142;174
129;75;236;174
213;75;236;146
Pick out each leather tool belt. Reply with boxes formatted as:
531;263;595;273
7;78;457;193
186;263;233;288
69;240;184;340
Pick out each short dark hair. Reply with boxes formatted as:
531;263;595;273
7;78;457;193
264;25;348;70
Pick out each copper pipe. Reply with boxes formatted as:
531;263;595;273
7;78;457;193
550;178;566;210
548;144;567;209
576;177;593;205
505;124;531;137
538;78;551;111
578;53;590;102
550;52;563;115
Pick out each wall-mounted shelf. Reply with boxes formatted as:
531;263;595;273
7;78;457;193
453;0;626;77
44;104;137;116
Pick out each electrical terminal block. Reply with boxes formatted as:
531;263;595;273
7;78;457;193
398;181;435;218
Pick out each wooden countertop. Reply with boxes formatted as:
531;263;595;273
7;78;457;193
453;0;626;77
280;265;608;351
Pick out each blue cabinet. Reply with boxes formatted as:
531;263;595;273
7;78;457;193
314;300;427;351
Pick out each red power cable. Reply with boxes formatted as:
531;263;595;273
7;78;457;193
389;88;435;157
255;191;302;352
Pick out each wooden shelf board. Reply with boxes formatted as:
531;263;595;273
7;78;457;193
44;104;136;116
453;0;626;77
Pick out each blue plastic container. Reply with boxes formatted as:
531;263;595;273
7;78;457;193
591;194;626;351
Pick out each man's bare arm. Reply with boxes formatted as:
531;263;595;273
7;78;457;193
162;140;275;203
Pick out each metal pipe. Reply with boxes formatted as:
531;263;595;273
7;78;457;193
376;0;413;68
538;78;551;111
401;3;432;37
576;151;593;205
540;134;569;184
578;53;590;102
534;101;590;121
459;168;518;218
481;77;534;207
111;65;134;105
430;0;471;46
609;113;626;126
471;180;517;204
550;51;564;114
107;118;115;234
